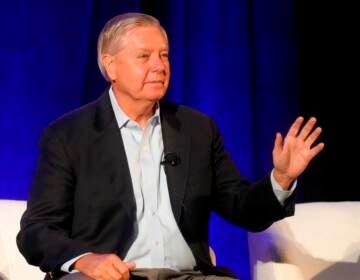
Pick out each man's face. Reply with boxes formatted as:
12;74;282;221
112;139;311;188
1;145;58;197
105;25;170;103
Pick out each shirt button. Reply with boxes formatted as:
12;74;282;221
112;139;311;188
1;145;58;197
155;241;159;246
143;145;149;152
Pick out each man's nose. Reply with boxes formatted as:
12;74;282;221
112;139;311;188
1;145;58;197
150;54;167;72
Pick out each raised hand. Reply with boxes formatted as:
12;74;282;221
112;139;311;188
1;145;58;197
272;117;324;190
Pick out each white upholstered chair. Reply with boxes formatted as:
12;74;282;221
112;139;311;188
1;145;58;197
248;201;360;280
0;199;44;280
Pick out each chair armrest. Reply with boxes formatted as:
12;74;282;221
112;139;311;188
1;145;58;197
254;261;304;280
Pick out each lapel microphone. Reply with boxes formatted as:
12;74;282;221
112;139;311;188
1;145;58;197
161;152;181;166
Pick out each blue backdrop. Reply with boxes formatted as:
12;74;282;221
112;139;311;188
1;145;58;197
0;1;298;279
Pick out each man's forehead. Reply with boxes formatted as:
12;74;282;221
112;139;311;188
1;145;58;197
122;27;168;49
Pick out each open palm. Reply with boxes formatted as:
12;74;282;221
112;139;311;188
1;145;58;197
272;117;324;189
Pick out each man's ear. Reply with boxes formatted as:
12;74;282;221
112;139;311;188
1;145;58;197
102;54;116;81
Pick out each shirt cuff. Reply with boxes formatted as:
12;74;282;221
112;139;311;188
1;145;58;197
60;252;92;273
270;169;297;205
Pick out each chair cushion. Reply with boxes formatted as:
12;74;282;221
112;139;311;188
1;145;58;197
279;202;360;262
0;199;44;280
248;201;360;280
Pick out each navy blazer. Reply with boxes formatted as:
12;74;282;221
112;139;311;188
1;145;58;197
17;89;295;277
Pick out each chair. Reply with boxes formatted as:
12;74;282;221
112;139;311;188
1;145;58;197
0;199;44;280
248;201;360;280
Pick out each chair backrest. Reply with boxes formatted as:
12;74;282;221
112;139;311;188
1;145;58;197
248;201;360;280
0;199;44;280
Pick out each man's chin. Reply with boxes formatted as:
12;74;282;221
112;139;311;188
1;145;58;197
145;90;167;102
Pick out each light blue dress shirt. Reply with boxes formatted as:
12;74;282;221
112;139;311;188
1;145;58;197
108;88;197;270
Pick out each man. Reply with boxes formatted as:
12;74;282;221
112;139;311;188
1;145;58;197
17;13;324;280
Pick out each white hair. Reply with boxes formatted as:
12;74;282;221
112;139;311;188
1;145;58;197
97;13;168;81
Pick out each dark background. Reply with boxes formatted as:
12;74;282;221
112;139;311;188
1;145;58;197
297;0;359;202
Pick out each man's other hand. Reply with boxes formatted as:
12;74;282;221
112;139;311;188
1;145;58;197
74;253;136;280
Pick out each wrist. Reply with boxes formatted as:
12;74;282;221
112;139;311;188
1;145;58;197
273;169;294;190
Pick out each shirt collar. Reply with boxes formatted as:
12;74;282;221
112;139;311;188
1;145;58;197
109;87;160;129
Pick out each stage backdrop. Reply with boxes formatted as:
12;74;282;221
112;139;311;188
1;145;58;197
0;1;298;279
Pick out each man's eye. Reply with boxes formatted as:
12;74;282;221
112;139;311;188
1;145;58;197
138;54;149;59
161;53;169;58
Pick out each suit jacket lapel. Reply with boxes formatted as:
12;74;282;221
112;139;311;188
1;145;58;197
91;94;189;224
92;90;136;219
160;102;190;224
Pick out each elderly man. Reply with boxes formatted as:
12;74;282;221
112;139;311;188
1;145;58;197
17;13;324;280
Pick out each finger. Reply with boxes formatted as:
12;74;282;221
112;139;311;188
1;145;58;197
309;142;325;159
115;266;130;280
97;267;119;280
305;126;322;146
92;261;121;280
286;116;304;138
92;266;118;280
111;258;130;280
298;117;317;140
273;132;283;155
106;266;123;280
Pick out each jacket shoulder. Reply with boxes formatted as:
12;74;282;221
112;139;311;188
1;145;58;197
161;101;214;127
47;88;112;134
48;99;98;131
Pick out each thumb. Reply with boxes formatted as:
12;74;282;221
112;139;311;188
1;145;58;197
125;262;136;270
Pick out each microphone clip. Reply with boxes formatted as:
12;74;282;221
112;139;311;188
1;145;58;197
161;152;181;166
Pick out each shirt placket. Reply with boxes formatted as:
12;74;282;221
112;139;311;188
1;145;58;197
139;121;164;266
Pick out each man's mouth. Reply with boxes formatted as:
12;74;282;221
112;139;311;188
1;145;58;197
145;80;164;85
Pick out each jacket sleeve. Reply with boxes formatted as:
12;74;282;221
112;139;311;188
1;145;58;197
209;118;295;232
16;126;91;272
